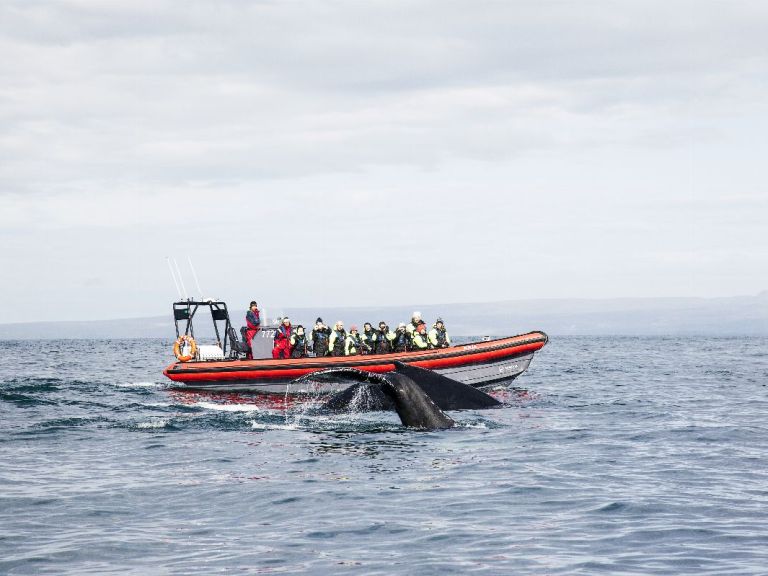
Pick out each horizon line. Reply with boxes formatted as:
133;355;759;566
1;291;766;326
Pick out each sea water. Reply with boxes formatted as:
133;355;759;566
1;336;767;575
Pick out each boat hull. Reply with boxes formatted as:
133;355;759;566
163;331;547;393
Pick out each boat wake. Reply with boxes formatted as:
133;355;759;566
144;363;537;433
194;401;261;412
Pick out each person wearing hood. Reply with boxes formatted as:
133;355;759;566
272;317;292;359
428;318;451;349
345;325;363;356
290;325;308;358
311;317;331;357
406;311;427;337
329;321;347;357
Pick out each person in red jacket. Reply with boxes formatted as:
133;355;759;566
245;301;261;359
272;317;292;359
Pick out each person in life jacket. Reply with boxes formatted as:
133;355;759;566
360;322;377;354
406;311;427;338
375;321;394;354
290;325;308;358
411;322;429;350
272;317;292;359
328;321;347;357
392;322;410;352
245;301;261;359
310;317;331;357
345;325;363;356
428;318;451;349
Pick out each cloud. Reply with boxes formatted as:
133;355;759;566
2;0;766;196
0;1;767;321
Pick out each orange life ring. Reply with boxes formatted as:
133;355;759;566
173;335;197;362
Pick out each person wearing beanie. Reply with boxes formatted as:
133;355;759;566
311;317;331;357
345;325;363;356
428;318;451;349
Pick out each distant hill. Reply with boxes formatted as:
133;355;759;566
1;293;767;339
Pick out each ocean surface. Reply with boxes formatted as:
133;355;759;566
1;336;767;575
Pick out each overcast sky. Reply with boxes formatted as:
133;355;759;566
1;0;767;323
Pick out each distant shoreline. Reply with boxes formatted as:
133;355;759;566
1;293;766;338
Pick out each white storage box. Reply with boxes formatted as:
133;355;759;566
197;345;225;361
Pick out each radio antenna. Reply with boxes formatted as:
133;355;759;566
166;257;183;300
172;257;189;300
187;256;203;300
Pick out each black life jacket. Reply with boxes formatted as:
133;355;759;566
361;329;376;352
332;329;347;356
312;327;330;342
376;328;391;353
433;327;448;347
291;335;307;358
393;330;408;351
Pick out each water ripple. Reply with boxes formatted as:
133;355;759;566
0;337;767;574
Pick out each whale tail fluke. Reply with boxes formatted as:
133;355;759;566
380;373;455;429
392;362;502;410
299;363;502;430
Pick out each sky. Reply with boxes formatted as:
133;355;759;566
1;0;767;323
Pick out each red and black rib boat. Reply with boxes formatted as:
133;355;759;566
162;300;548;393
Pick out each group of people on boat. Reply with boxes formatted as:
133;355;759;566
243;302;451;360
